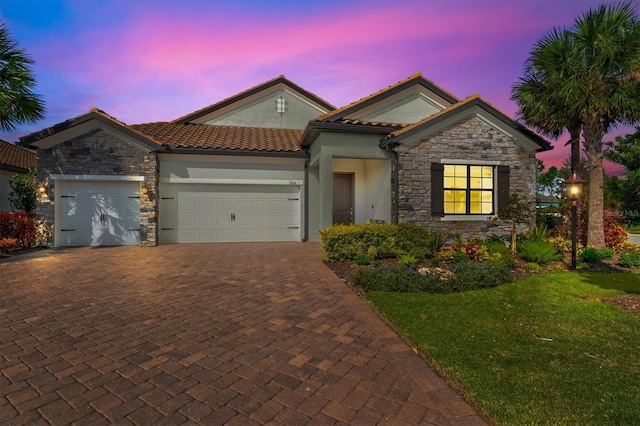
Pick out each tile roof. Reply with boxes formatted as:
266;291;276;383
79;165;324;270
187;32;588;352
173;75;335;124
130;122;304;152
0;139;36;171
383;94;553;151
20;108;163;148
313;72;459;123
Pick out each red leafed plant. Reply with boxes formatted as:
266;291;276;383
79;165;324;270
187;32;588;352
0;212;39;249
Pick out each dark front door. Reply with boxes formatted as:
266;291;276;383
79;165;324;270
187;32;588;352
333;173;354;224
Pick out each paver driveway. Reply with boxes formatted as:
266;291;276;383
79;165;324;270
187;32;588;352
1;243;486;425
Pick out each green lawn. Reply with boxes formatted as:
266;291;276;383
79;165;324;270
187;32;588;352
365;272;640;425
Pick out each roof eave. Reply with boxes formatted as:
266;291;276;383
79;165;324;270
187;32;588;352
382;99;552;152
162;146;308;158
300;121;397;148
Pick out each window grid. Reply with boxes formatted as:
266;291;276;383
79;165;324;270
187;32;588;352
443;165;494;215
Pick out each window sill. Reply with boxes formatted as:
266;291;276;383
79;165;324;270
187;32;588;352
440;215;496;221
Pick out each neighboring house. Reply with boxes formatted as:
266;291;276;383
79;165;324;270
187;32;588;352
21;73;551;247
0;139;37;212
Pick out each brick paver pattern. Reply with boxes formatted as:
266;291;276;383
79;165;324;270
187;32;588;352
1;243;486;425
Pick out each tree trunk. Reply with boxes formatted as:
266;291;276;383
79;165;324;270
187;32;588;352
568;126;581;173
583;125;606;249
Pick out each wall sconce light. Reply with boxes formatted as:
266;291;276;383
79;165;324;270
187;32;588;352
37;185;48;196
140;185;150;197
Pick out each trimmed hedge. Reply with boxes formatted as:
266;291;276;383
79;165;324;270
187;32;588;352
319;223;443;262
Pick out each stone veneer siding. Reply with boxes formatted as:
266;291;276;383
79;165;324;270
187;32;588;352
36;129;159;246
394;116;536;241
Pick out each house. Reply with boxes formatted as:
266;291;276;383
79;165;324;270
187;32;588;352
0;139;37;212
21;73;552;247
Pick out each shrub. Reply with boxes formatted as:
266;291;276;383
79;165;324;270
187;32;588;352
0;212;39;249
353;266;450;293
523;262;542;273
427;230;447;255
452;251;471;264
580;247;602;263
397;253;418;266
603;211;628;250
527;224;550;242
319;223;397;261
517;239;563;264
354;253;374;265
319;223;445;262
449;258;513;290
0;237;18;250
451;238;488;261
396;223;431;253
486;240;509;256
619;251;640;268
598;247;615;260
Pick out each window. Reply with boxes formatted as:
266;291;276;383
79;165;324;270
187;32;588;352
443;165;494;215
431;163;509;218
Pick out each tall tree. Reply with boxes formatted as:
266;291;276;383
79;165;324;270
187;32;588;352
605;128;640;224
0;23;45;132
512;1;640;249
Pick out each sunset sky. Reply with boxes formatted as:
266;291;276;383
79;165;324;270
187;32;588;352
1;0;636;173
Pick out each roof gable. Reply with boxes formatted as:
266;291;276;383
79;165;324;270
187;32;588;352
173;75;335;130
20;108;162;152
0;139;36;172
383;95;552;152
314;72;459;125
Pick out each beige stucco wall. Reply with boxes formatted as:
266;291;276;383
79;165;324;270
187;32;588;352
307;132;393;240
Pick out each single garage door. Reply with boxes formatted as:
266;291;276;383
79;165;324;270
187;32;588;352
55;180;141;247
160;183;300;243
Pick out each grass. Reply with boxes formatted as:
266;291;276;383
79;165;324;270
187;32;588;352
627;224;640;234
365;272;640;425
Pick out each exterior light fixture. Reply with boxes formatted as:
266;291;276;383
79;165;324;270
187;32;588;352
140;185;150;197
37;185;47;195
564;171;586;270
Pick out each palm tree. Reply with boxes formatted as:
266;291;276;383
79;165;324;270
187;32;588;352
0;23;45;132
511;28;582;174
512;1;640;249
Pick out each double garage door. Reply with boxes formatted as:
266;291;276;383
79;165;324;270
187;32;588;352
55;180;141;247
159;183;301;243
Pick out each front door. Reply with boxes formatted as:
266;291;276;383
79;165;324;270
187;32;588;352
333;173;354;224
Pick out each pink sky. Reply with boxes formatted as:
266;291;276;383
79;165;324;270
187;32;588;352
1;0;636;174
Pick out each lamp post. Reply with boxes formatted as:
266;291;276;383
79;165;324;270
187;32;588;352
564;171;586;270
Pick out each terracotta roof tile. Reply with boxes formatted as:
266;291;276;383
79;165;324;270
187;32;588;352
130;122;303;152
0;139;36;171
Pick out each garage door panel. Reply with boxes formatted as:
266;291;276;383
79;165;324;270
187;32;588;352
56;180;140;247
160;183;300;243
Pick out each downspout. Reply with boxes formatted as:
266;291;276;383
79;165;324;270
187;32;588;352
303;155;309;241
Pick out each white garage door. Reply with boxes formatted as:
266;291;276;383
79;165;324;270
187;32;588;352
55;180;141;247
160;183;300;243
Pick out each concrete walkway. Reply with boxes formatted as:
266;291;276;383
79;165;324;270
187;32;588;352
1;243;486;425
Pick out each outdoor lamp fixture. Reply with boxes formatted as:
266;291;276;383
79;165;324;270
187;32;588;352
140;185;150;197
37;184;47;196
565;171;586;270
